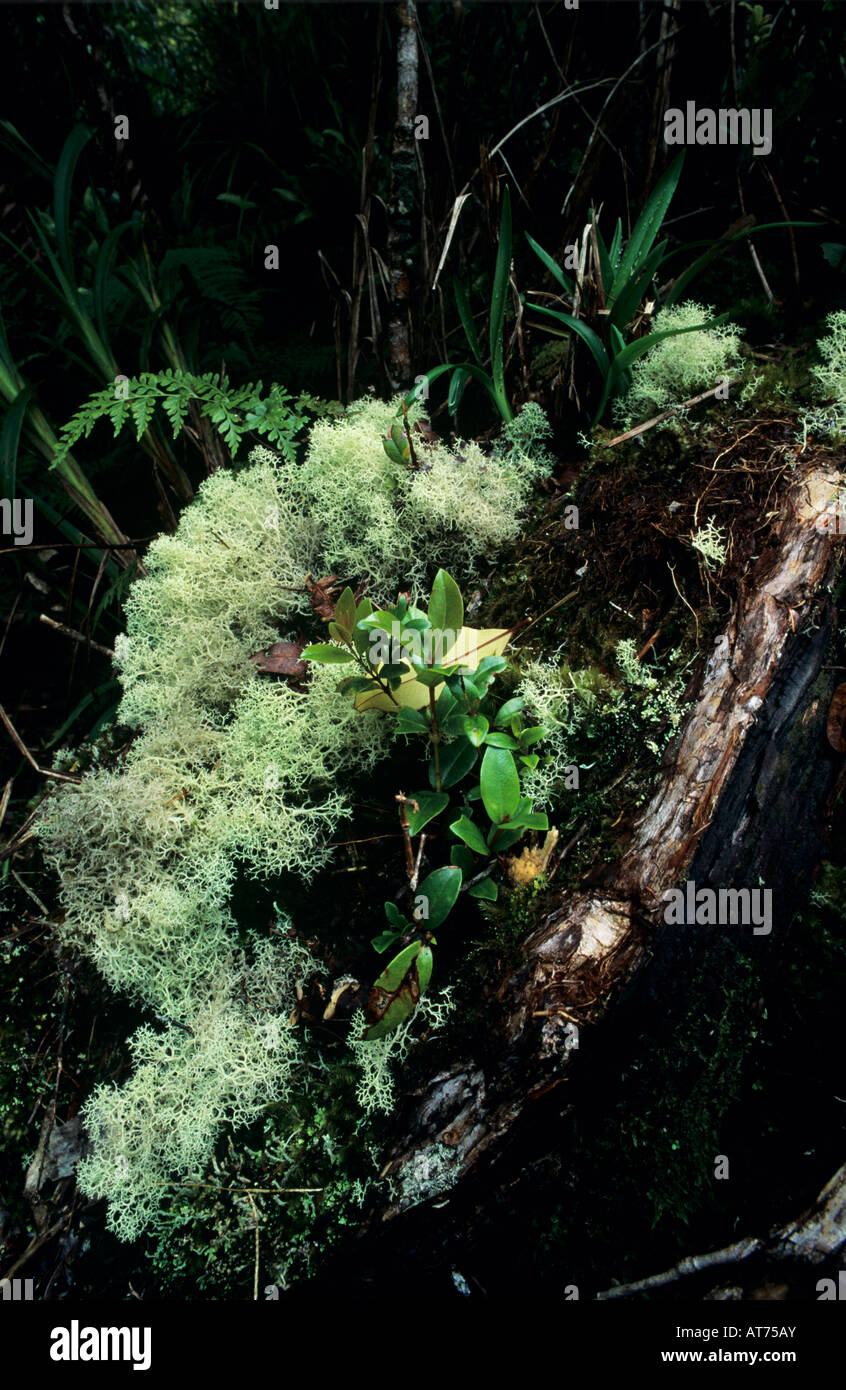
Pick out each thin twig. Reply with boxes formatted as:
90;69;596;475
604;379;742;448
0;704;81;784
668;563;699;647
395;793;418;880
245;1190;260;1303
39;614;114;659
597;1236;761;1300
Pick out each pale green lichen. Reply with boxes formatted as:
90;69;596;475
514;660;622;809
690;517;728;569
76;935;318;1242
349;989;455;1115
614;302;744;427
38;394;552;1244
801;310;846;444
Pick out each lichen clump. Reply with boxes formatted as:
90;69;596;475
802;309;846;443
614;301;744;426
38;396;553;1241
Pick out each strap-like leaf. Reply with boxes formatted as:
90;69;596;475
612;152;684;298
453;277;483;364
529;304;610;377
489;186;512;411
525;232;575;296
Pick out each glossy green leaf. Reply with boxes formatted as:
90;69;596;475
450;813;489;857
333;585;357;634
427;569;464;636
373;939;424;994
433;737;478;790
468;878;499;902
486;824;525;852
384;901;411;932
372;929;403;954
480;746;520;824
301;643;354;664
495;697;525;727
351;597;373;655
484;731;519;749
405;791;449;837
413;664;457;688
364;994;417;1041
397;707;430;735
413;866;462;930
463;713;490;747
416;945;434;994
450;844;475;876
337;676;380;695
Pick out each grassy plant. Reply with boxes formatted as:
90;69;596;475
526;153;815;424
406;187;514;423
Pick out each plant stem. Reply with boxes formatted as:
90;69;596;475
347;641;401;706
428;687;442;791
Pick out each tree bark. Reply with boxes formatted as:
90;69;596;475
386;1;419;393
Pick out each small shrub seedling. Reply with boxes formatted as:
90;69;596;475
303;568;550;1038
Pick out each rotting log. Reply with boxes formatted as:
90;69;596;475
359;461;845;1231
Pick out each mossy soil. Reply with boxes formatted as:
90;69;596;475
2;386;844;1298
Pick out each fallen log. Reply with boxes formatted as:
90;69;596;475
291;460;844;1298
361;463;844;1227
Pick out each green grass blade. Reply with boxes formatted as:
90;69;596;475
453;277;483;364
447;366;471;415
663;221;821;305
529;304;610;377
593;214;612;299
94;218;138;348
489;185;512;411
525;232;574;296
54;125;93;283
0;385;34;498
612;152;684;298
608;217;623;275
608;313;729;379
608;239;668;331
